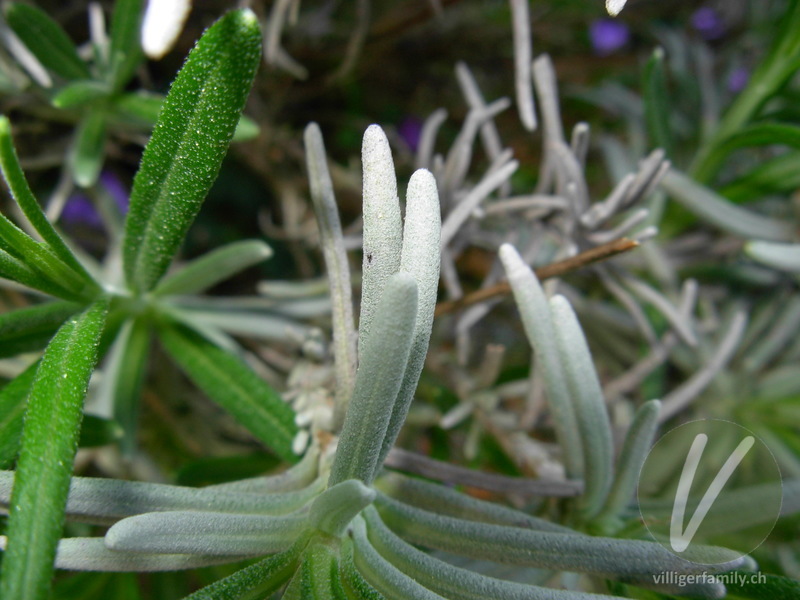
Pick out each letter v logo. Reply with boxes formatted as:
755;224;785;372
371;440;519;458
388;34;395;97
670;433;754;552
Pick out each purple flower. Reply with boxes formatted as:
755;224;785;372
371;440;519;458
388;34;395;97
62;171;130;228
589;19;630;56
691;7;725;40
727;66;749;93
397;116;423;153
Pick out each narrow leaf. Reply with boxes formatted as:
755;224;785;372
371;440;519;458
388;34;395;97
153;240;272;297
363;506;619;600
183;540;306;599
550;295;614;518
642;47;672;156
0;298;108;600
598;399;661;523
661;170;794;242
0;361;38;467
71;112;108;188
0;116;100;290
377;168;441;468
375;494;748;580
351;517;445;600
358;125;403;359
0;300;80;358
99;317;150;455
122;9;262;292
746;241;800;273
104;510;306;556
0;536;238;572
106;0;144;90
304;123;357;417
340;536;386;600
51;80;111;109
4;2;89;81
158;322;298;462
0;247;79;299
302;542;345;600
329;273;418;486
0;469;323;524
498;244;583;477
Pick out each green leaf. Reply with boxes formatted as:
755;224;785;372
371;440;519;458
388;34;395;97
0;298;108;600
51;80;111;109
340;537;386;600
122;9;262;292
0;248;78;299
300;542;345;600
642;47;672;156
153;240;272;297
71;112;108;188
718;151;800;204
329;273;418;487
113;91;164;127
106;0;144;90
0;116;100;295
182;540;306;599
97;317;150;455
78;414;123;448
4;2;89;81
0;361;38;467
0;300;80;358
158;321;298;462
726;571;800;600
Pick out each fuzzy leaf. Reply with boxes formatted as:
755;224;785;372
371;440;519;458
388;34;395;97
498;244;583;477
158;322;298;462
309;480;376;538
0;298;108;600
104;510;306;556
376;494;748;580
0;469;323;524
340;537;386;600
598;399;661;523
363;506;619;600
329;273;418;486
304;123;357;415
153;240;272;297
377;169;441;469
357;125;403;359
4;2;89;81
550;295;614;518
122;9;261;292
351;517;445;600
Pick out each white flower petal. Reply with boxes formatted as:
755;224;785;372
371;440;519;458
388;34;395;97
606;0;627;17
141;0;192;60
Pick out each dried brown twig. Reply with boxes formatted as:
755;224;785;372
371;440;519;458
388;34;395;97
434;237;639;317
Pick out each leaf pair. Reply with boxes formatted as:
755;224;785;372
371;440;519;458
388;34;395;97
328;126;441;487
500;244;664;522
